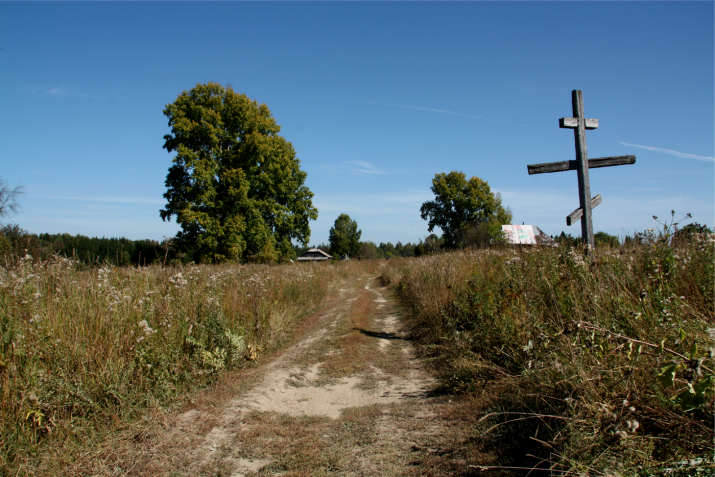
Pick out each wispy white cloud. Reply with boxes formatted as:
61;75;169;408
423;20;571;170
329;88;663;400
345;160;387;175
607;186;665;193
46;86;106;100
31;194;164;205
303;94;528;127
619;142;714;162
360;99;529;127
25;85;111;100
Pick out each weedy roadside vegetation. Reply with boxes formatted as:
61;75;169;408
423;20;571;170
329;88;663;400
0;255;344;475
382;224;714;476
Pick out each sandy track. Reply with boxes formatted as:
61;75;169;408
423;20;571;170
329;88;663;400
89;273;477;476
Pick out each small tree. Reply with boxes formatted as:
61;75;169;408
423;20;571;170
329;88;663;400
400;243;416;257
673;222;712;244
420;171;512;248
379;242;396;259
556;231;581;247
360;241;379;259
328;214;361;259
456;221;507;248
594;231;620;248
414;234;444;256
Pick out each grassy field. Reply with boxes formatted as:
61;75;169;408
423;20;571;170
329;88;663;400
0;256;353;475
382;231;714;476
1;229;712;476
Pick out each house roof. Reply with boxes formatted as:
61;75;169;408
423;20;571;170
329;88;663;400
297;248;333;261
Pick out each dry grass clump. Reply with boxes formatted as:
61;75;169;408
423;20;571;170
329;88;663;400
382;232;714;476
0;256;340;474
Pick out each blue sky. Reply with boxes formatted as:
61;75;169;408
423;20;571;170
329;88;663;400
1;2;713;246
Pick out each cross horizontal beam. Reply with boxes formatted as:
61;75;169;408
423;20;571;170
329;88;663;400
567;194;602;226
527;155;635;175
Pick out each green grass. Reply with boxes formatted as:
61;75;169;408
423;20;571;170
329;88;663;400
382;232;714;476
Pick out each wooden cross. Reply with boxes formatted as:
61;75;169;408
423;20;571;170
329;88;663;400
527;90;636;249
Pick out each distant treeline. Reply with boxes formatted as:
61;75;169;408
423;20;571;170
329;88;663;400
4;223;693;268
0;225;424;266
0;225;175;267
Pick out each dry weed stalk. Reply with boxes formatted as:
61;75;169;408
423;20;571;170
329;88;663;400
0;255;348;474
384;233;714;475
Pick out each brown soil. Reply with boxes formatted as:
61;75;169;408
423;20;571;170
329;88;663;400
73;273;492;476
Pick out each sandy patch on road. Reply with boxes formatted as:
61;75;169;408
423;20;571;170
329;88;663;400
226;366;430;420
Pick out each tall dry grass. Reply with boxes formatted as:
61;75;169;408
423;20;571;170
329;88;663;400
0;256;344;474
382;232;714;475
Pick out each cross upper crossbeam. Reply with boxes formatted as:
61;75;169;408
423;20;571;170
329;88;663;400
560;117;599;129
526;90;636;249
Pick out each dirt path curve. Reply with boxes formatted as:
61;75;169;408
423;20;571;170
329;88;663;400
106;273;478;476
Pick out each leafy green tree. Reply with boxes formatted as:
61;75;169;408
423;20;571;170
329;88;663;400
160;82;318;263
360;241;379;258
328;214;362;259
556;231;580;247
400;243;416;257
594;231;620;247
414;234;444;256
379;241;396;258
420;171;512;248
672;222;712;246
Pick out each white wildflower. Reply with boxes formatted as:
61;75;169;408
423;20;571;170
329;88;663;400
138;320;156;336
625;420;639;432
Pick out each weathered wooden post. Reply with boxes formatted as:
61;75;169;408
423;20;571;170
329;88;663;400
527;90;636;248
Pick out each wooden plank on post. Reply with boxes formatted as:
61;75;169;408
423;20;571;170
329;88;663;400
588;155;635;169
559;117;579;128
566;194;602;226
559;118;598;129
528;160;573;175
527;155;635;175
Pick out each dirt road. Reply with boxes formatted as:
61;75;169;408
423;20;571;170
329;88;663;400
92;273;485;476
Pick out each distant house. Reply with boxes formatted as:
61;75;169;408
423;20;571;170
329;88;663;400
501;225;555;246
297;248;333;262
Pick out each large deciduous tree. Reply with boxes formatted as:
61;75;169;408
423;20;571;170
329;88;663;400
420;171;512;248
328;214;362;259
161;83;318;263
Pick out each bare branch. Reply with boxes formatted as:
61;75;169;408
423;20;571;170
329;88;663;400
0;177;25;220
